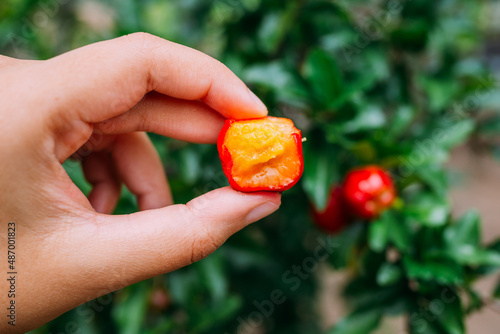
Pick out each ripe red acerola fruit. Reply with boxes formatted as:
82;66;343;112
342;165;396;219
312;186;350;234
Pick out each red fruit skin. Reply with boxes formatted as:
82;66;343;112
312;187;350;234
342;165;396;219
217;119;237;188
217;118;304;192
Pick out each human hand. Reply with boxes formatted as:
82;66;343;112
0;33;281;333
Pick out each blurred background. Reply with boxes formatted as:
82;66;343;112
3;0;500;333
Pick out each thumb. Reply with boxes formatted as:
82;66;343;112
70;187;280;295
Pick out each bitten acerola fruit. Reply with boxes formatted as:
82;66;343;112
217;116;304;192
342;165;396;219
312;186;351;234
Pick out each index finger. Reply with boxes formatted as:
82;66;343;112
38;33;267;123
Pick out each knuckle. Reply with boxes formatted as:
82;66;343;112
94;118;116;134
190;233;219;263
123;32;156;50
137;108;150;132
121;33;164;60
209;58;227;76
120;32;163;92
183;204;224;263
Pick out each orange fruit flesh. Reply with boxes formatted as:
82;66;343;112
223;117;302;190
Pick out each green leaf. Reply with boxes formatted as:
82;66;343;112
196;251;228;304
443;211;500;266
364;50;390;81
63;160;91;195
377;263;403;287
304;49;343;106
386;212;412;253
464;287;483;313
437;290;465;334
415;165;448;197
487;239;500;253
179;146;201;185
191;295;242;332
168;269;197;307
343;105;386;133
399;144;450;169
418;76;458;112
408;312;444;334
257;2;301;54
493;278;500;299
145;318;176;334
302;141;339;210
245;61;295;91
368;218;389;253
114;186;138;214
391;19;430;52
386;105;416;140
369;211;411;253
478;116;500;136
257;12;283;53
444;211;480;251
328;309;382;334
114;0;140;31
329;223;364;269
435;119;475;150
403;257;463;284
454;249;500;267
112;282;150;334
405;193;450;227
222;244;273;270
344;276;408;315
327;74;378;111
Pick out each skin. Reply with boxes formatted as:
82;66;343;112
0;33;281;333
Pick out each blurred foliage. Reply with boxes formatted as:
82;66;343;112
3;0;500;333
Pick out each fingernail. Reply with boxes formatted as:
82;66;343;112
248;89;268;113
246;202;279;224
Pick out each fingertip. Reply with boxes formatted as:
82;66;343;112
239;191;281;224
187;187;281;217
204;86;268;120
246;201;280;225
217;186;281;203
230;89;268;119
240;190;281;206
244;89;268;118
